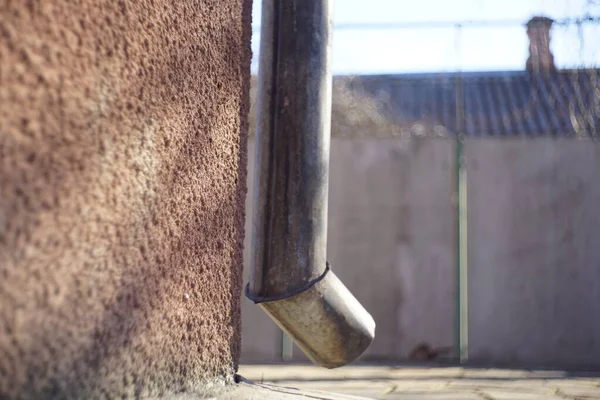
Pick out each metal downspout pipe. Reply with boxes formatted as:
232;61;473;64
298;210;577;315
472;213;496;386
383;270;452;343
245;0;376;368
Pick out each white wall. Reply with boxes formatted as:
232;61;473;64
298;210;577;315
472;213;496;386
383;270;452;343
466;139;600;368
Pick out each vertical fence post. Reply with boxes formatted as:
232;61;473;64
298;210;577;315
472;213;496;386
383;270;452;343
455;24;469;362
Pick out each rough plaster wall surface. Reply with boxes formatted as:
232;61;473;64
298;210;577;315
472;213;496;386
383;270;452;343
0;1;252;398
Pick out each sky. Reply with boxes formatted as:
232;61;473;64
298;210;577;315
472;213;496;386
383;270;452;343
250;0;600;74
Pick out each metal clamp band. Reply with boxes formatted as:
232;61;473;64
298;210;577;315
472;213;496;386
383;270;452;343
244;262;331;304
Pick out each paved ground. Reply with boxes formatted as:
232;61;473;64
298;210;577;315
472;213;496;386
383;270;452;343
237;364;600;400
162;380;369;400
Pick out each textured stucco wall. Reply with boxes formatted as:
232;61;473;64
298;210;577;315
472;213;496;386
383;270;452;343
0;1;251;398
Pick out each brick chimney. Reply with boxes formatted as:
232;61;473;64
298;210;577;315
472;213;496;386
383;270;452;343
526;16;557;74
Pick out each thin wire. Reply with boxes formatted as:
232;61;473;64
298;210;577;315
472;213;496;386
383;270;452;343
251;15;600;33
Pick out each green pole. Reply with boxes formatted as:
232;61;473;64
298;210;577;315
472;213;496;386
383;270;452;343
281;331;293;361
455;68;468;364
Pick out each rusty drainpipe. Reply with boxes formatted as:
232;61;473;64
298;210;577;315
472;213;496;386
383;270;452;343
245;0;376;368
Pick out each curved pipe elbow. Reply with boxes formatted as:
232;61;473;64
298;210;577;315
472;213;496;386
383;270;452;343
247;266;375;368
